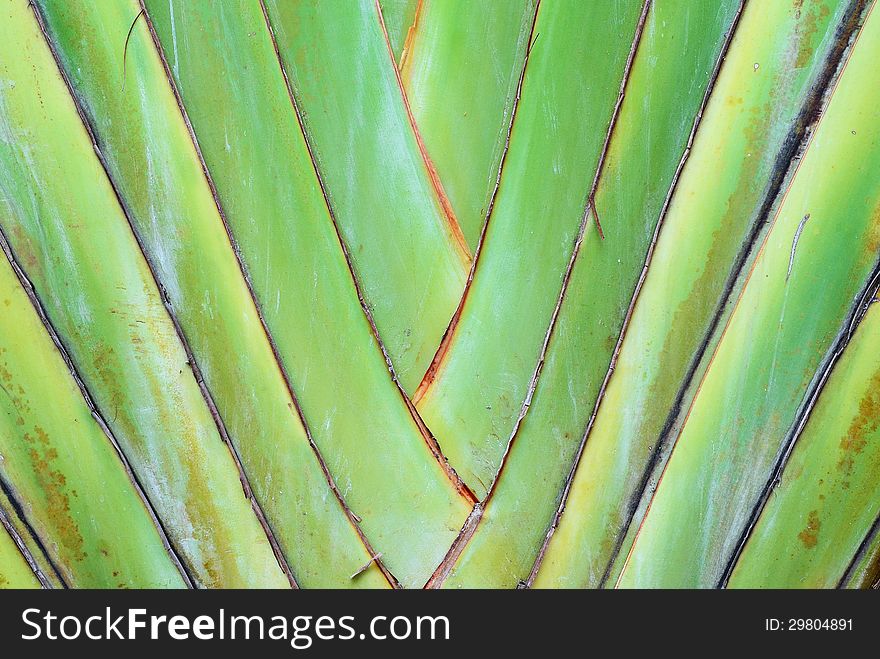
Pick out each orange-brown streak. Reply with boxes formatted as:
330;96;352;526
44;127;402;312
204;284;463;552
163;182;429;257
375;0;472;266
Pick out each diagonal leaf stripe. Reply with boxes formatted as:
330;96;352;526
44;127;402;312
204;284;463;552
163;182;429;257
0;224;186;587
0;512;41;589
414;0;649;500
144;0;472;587
534;0;864;589
400;0;538;250
617;0;880;587
436;0;743;588
1;0;283;588
262;0;469;394
728;286;880;588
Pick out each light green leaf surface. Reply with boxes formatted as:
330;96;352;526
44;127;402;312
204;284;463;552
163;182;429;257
263;0;469;393
0;521;39;589
442;0;742;588
0;234;184;588
729;301;880;588
535;0;854;588
415;0;647;499
617;2;880;587
401;0;537;249
380;0;420;63
42;0;387;589
2;0;286;588
142;0;471;588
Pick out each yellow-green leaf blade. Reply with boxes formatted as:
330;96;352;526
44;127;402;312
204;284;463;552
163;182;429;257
535;0;855;588
0;521;40;589
618;3;880;587
841;517;880;588
0;244;185;588
729;301;880;588
380;0;420;63
1;0;286;588
442;0;742;588
38;0;388;589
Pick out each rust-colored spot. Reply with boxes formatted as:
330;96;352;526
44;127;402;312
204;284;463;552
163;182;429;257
794;3;831;68
798;509;821;548
836;367;880;476
26;424;85;563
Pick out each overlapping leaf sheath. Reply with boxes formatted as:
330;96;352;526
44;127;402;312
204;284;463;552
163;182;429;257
34;0;392;589
0;237;185;588
140;0;471;587
0;521;39;589
535;0;858;588
842;517;880;588
380;0;420;62
400;0;537;249
0;0;286;588
616;1;880;587
414;0;648;499
728;299;880;588
438;0;742;588
262;0;469;393
0;484;62;588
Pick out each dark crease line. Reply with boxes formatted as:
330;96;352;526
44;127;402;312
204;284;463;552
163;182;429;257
259;0;475;513
596;0;869;591
139;0;300;590
423;503;483;589
0;479;63;588
613;0;869;588
839;510;880;588
720;0;875;587
121;8;144;91
29;0;227;590
583;0;654;240
0;204;193;589
527;0;748;588
487;0;652;506
411;0;542;404
721;261;880;587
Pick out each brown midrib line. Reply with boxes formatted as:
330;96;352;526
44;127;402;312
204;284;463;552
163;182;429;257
141;1;404;589
258;0;476;509
609;0;867;589
0;478;65;588
0;164;194;588
411;0;543;406
421;0;648;588
721;264;880;587
423;503;483;589
32;0;284;589
375;0;472;267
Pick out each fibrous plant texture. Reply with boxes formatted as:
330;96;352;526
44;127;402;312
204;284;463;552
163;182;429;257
0;0;879;589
